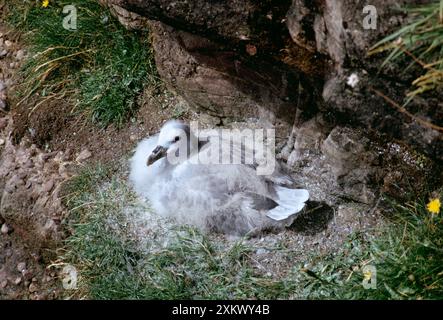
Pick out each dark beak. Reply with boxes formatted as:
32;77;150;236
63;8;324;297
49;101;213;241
147;145;167;166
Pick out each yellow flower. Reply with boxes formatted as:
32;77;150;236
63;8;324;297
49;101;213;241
42;0;49;8
427;198;441;215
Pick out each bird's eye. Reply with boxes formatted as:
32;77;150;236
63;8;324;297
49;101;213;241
174;136;180;142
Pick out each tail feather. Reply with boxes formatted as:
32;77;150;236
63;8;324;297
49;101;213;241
266;186;309;221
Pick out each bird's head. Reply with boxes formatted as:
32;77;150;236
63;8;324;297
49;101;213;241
147;120;193;166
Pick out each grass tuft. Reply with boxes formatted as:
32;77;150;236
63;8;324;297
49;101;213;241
61;165;291;299
61;165;443;299
369;0;443;105
6;0;159;126
293;198;443;299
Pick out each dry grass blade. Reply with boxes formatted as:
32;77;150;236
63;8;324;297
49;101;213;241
369;0;443;104
369;86;443;132
33;49;94;73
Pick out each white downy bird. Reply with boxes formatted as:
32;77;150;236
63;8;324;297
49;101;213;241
129;120;309;236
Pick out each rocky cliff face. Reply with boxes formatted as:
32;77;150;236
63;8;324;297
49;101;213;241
0;4;441;295
101;0;442;206
106;0;441;156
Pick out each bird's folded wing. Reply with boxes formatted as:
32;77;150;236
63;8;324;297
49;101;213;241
266;187;309;221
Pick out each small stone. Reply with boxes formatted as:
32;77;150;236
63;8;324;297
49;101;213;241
12;176;25;187
28;128;36;137
16;49;25;60
42;180;54;193
14;277;22;285
0;100;6;111
5;249;13;258
0;279;7;288
17;262;27;273
30;292;43;300
24;159;34;168
36;292;48;300
0;117;8;130
40;151;57;161
23;269;33;280
18;171;27;179
4;183;15;194
246;44;257;56
31;253;41;262
1;223;9;234
256;248;269;255
46;291;57;300
43;220;56;236
0;138;5;146
76;149;92;162
4;40;12;47
0;49;7;58
29;282;38;293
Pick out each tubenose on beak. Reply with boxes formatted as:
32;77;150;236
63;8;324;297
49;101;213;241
147;145;167;166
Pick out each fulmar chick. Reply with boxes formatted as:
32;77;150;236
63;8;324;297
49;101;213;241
129;120;309;236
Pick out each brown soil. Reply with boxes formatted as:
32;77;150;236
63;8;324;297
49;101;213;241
3;86;193;300
1;20;196;299
11;85;195;165
0;229;63;299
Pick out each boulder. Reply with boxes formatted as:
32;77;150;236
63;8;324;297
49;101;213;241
104;0;442;162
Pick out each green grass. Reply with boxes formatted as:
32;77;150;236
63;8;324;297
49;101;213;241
293;198;443;299
61;165;443;299
61;164;293;299
6;0;159;126
370;0;443;105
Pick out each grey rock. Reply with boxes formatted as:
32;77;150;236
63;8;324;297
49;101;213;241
105;0;442;161
42;180;54;193
16;49;25;60
1;223;9;234
76;149;92;162
0;117;8;130
14;277;22;285
256;248;269;255
28;282;38;293
17;262;27;273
